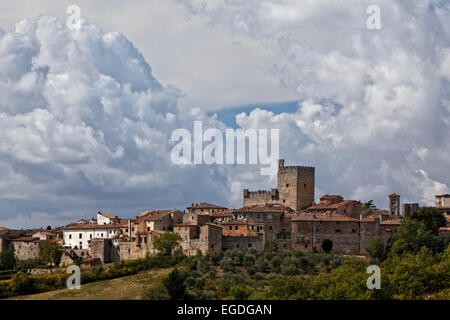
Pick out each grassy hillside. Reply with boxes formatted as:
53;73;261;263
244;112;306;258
9;268;171;300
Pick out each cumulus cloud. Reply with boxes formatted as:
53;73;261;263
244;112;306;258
1;1;450;227
178;0;450;207
0;14;230;228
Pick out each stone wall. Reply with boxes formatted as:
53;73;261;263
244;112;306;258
278;163;315;210
243;189;278;207
242;160;315;211
222;235;264;251
359;219;380;255
402;203;419;218
291;220;361;254
11;241;42;260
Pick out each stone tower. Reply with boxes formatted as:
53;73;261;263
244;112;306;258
277;159;315;210
243;159;315;210
389;193;400;218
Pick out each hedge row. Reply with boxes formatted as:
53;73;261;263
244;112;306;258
0;253;187;299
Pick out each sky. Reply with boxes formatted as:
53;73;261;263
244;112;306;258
0;0;449;228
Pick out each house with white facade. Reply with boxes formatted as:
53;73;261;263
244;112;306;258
97;211;119;225
63;223;120;249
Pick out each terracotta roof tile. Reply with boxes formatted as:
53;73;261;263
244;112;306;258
187;203;227;209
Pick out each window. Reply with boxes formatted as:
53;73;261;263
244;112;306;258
229;226;232;230
79;233;82;239
69;234;72;239
101;233;103;237
211;244;214;249
263;214;267;219
132;227;135;232
269;226;272;230
147;227;150;231
272;214;275;219
257;214;261;219
336;229;341;233
235;226;238;230
250;214;253;219
79;242;83;249
352;229;356;233
125;228;128;232
248;243;252;247
90;234;92;239
243;214;246;219
286;184;289;187
236;244;239;248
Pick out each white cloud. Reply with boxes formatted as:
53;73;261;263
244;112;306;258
1;1;449;227
0;14;231;228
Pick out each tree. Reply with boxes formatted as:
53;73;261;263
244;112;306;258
264;240;278;252
229;285;254;299
390;218;437;255
321;239;333;253
270;255;283;270
163;268;186;299
46;226;52;230
68;250;83;266
362;200;376;210
0;249;15;270
366;236;385;262
39;242;62;270
153;232;182;256
9;272;33;295
411;207;447;235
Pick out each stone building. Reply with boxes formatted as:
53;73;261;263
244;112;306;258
389;193;401;218
222;235;264;251
220;220;264;237
402;203;419;218
187;203;228;215
10;237;44;260
174;222;222;255
360;208;390;221
436;194;450;217
232;204;293;242
304;195;363;219
291;214;361;254
243;159;315;210
126;210;184;241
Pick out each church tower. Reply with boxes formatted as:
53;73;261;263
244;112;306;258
389;193;401;218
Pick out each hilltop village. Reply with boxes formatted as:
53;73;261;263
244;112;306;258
1;160;449;267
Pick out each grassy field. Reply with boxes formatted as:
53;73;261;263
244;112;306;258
8;268;172;300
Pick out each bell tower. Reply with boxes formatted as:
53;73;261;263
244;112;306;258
389;193;400;218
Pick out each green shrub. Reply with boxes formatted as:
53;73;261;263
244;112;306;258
270;256;283;270
220;257;234;272
243;253;256;267
256;258;269;273
229;285;254;300
142;282;169;300
9;272;33;295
